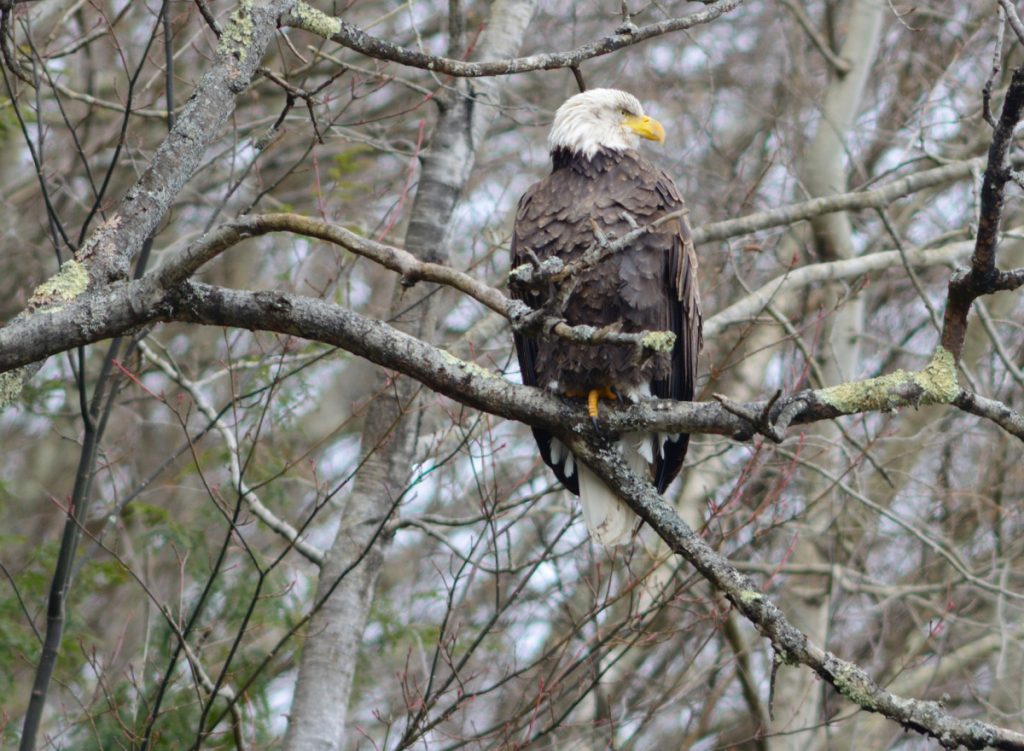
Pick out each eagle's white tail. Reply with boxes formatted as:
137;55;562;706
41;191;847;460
577;432;650;546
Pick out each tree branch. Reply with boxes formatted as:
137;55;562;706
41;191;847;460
777;0;850;75
941;64;1024;360
693;154;1022;245
283;0;744;78
0;279;996;446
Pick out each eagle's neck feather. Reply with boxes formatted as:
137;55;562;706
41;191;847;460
551;146;629;174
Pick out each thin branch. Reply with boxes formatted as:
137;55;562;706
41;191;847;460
564;436;1024;751
954;390;1024;440
974;300;1024;389
997;0;1024;47
193;0;221;36
877;208;943;335
984;4;1006;127
705;237;977;338
693;154;1021;245
778;0;850;74
139;342;326;565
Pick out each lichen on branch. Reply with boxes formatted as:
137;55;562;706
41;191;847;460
818;347;959;414
289;1;342;38
28;260;89;311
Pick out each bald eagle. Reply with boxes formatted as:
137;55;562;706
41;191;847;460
511;89;702;545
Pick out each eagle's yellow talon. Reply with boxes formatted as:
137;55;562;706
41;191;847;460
587;386;617;419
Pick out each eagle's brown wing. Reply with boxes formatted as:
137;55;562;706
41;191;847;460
510;183;581;493
650;168;702;492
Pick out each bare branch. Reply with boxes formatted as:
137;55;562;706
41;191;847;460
284;0;744;78
954;390;1024;440
778;0;850;74
139;342;326;565
942;64;1024;360
566;437;1024;749
705;237;977;338
693;155;1018;245
997;0;1024;48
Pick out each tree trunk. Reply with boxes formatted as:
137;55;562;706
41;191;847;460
282;3;537;749
768;3;884;749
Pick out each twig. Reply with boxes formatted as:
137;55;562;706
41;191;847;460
570;65;586;92
139;342;326;565
778;0;850;74
984;4;1006;128
713;389;785;442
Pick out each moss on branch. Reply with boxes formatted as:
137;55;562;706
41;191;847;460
29;260;89;310
818;347;959;414
291;1;342;37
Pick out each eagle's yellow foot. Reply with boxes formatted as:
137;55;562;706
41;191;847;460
562;386;617;425
587;386;617;421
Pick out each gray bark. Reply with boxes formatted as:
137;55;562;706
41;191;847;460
770;3;885;749
281;3;537;749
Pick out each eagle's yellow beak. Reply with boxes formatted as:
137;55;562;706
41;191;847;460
624;114;666;143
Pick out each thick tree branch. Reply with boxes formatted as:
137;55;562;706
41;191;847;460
0;281;999;444
158;212;678;354
2;146;1002;410
941;64;1024;360
283;0;744;78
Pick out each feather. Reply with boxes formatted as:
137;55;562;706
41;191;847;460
577;465;633;546
577;431;650;545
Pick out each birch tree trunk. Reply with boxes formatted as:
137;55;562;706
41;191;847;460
768;3;884;749
283;3;536;748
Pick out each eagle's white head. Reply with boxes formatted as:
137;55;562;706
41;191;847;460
547;88;666;159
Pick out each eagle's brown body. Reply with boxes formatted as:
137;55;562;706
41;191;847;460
511;146;701;496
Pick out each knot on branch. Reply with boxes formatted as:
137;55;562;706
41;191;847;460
714;389;806;442
948;267;971;290
400;269;423;288
506;298;534;327
254;290;294;312
507;258;566;292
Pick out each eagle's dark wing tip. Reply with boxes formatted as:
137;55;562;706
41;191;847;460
531;427;579;495
654;434;690;493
